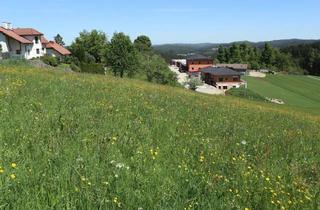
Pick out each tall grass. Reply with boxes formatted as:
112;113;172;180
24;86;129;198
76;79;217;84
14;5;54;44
0;66;319;209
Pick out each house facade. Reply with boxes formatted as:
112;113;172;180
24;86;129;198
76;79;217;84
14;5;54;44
201;67;246;90
0;22;70;60
186;54;214;73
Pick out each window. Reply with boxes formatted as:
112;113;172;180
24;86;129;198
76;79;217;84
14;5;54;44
16;50;21;55
219;77;224;82
36;49;40;54
223;86;228;90
27;49;30;55
35;36;39;44
42;48;45;51
233;77;238;82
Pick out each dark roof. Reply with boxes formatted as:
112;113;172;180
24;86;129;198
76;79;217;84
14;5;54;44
216;63;248;70
201;67;241;76
186;54;211;60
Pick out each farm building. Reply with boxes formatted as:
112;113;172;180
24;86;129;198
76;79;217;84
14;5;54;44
201;67;246;90
186;54;214;75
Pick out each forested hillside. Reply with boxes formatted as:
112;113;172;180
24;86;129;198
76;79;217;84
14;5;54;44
282;42;320;75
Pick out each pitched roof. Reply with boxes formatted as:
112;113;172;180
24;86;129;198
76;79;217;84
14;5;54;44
201;67;241;76
46;41;71;56
0;27;32;44
13;28;43;36
216;63;248;70
187;54;211;60
41;36;49;44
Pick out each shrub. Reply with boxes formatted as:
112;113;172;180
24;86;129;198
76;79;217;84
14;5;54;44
187;77;202;90
41;55;59;67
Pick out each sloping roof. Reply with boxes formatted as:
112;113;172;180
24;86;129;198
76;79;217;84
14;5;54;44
216;63;248;70
0;27;32;44
41;36;49;44
46;41;71;56
201;67;241;76
187;54;211;60
13;28;43;36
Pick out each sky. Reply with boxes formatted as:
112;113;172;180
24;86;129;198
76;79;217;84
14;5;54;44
1;0;319;45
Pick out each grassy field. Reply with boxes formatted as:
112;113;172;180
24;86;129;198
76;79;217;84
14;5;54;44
244;75;320;114
0;65;320;209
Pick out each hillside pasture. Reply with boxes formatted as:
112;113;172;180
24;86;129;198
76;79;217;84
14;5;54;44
0;65;319;209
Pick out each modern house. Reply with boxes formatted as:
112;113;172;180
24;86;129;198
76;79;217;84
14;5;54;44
186;54;213;75
0;22;70;60
216;63;248;75
201;67;246;90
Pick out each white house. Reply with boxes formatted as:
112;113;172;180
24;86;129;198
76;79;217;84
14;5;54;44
0;22;70;60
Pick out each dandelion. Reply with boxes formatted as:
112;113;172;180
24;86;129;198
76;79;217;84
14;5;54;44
266;177;270;182
113;197;118;203
245;207;250;210
10;174;16;180
11;163;17;168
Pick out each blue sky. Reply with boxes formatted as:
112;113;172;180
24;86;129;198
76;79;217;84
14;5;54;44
1;0;319;45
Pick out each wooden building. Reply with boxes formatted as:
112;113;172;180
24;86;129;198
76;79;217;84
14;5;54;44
201;67;244;90
186;54;213;74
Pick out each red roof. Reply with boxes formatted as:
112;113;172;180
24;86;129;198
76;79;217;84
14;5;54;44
0;27;32;44
41;36;49;44
13;28;43;36
46;41;71;56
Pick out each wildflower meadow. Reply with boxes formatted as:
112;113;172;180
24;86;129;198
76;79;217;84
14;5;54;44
0;65;319;209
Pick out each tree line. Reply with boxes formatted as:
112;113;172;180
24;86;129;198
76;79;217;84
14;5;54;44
63;30;177;86
282;42;320;76
216;43;304;74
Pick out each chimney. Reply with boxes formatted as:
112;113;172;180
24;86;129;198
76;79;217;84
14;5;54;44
2;22;12;30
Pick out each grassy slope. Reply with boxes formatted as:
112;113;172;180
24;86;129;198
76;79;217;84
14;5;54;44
244;75;320;114
0;66;320;209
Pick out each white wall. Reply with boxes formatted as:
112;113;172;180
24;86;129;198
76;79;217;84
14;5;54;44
0;33;9;53
23;35;45;59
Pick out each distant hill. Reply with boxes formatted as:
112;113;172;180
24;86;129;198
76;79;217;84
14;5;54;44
154;39;320;61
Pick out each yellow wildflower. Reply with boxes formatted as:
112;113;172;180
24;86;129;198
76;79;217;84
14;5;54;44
10;174;16;179
113;197;118;203
11;163;17;168
0;168;4;174
245;208;250;210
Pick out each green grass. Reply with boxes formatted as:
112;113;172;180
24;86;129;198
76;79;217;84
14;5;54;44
244;75;320;114
0;65;320;209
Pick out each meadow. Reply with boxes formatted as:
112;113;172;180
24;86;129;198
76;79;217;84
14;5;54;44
0;64;320;209
244;75;320;114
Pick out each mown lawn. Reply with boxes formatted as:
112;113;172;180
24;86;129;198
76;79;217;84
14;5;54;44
0;66;320;209
244;75;320;114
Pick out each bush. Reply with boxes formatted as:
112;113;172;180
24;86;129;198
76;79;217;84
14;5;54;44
139;54;178;86
80;63;105;74
41;55;59;67
187;77;202;91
